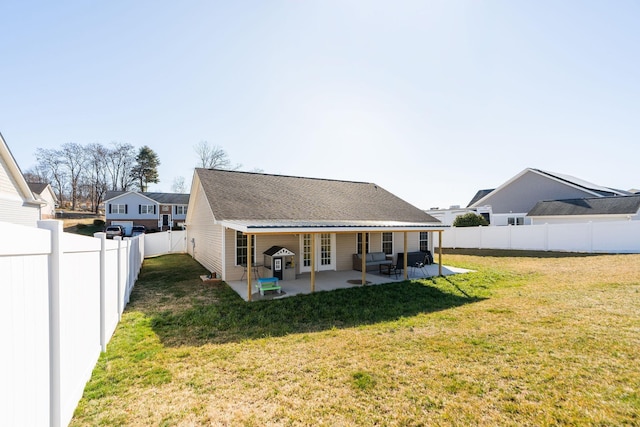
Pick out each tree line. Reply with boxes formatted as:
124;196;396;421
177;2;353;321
26;142;160;213
26;140;247;214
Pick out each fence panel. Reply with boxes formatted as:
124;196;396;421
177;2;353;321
144;230;187;257
104;239;121;344
59;232;102;427
592;221;640;253
481;226;511;249
510;224;547;250
442;221;640;253
0;221;51;427
3;220;187;427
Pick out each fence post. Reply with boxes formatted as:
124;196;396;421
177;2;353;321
38;220;62;427
544;223;549;251
96;232;107;352
116;237;123;315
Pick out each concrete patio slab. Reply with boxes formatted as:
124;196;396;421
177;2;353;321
225;263;472;301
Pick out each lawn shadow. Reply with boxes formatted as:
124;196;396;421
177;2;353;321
147;279;485;347
442;248;603;258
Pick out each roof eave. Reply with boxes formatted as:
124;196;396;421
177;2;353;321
216;220;448;234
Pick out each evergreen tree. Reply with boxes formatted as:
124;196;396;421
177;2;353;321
130;145;160;191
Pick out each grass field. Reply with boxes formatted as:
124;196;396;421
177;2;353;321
71;252;640;426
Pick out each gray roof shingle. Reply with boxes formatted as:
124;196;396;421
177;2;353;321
104;191;189;204
27;182;49;195
528;195;640;216
195;168;439;224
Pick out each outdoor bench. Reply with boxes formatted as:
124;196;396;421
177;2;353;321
257;277;281;295
352;252;393;272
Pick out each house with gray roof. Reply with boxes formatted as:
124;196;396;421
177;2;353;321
27;182;58;219
104;190;190;234
0;132;44;226
186;168;445;300
528;195;640;224
467;168;630;226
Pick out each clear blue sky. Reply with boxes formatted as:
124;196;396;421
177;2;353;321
2;1;639;209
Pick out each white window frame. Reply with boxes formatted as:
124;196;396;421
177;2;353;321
112;204;126;214
356;233;370;254
419;232;429;252
235;231;257;266
382;232;393;255
175;205;187;215
140;205;154;214
508;217;525;226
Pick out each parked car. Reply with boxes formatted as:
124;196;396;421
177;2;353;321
131;225;146;236
105;225;124;239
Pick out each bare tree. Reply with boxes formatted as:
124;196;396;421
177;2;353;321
86;143;109;213
106;142;136;191
35;148;67;205
23;165;48;183
59;143;86;210
171;176;187;193
194;141;239;169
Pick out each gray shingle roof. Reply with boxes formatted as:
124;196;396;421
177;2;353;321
533;169;629;197
27;182;49;195
195;168;440;224
467;189;494;207
528;195;640;216
104;191;189;204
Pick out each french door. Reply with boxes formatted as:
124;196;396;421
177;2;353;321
299;233;336;273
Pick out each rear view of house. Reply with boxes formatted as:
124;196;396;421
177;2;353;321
186;169;446;300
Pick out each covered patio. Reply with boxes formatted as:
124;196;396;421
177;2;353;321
226;258;471;302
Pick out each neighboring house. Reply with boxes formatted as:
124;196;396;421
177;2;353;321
186;168;445;298
104;191;190;234
425;205;492;226
467;168;629;226
27;182;58;219
528;195;640;224
0;132;43;226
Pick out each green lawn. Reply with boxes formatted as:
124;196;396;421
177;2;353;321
71;252;640;426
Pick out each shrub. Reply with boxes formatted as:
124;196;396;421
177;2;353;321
94;219;105;227
453;212;489;227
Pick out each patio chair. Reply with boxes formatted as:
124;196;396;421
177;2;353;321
414;251;433;277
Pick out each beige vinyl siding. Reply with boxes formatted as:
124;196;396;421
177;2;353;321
335;233;356;271
39;188;57;219
186;176;222;276
0;156;40;226
224;230;302;281
0;155;19;195
224;227;245;281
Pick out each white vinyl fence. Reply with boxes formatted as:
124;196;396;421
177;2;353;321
1;220;144;427
442;221;640;253
144;229;187;257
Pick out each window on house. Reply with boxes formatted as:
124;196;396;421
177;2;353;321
236;231;256;266
175;205;187;215
419;232;429;252
508;217;524;226
356;233;369;254
111;204;127;214
382;232;393;255
140;205;155;214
